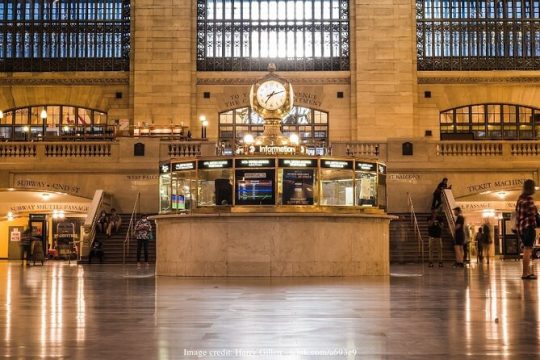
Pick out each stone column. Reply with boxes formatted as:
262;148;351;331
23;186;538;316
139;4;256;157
352;0;417;140
132;0;196;127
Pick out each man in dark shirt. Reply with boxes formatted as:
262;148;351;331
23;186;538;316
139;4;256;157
427;216;443;267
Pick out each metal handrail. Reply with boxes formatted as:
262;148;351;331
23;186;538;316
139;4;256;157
407;192;425;266
123;192;141;264
81;190;112;261
442;189;457;238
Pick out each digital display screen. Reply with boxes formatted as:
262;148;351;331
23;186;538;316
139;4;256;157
235;158;275;168
235;169;275;205
278;159;317;168
355;162;377;172
282;169;314;205
321;160;353;169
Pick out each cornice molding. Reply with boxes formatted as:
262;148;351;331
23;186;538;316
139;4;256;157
197;77;350;85
0;77;129;86
418;76;540;84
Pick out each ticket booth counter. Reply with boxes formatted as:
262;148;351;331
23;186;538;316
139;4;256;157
158;156;387;213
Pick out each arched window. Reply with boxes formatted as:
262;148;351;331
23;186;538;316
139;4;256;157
0;105;109;141
219;106;328;146
440;104;540;140
0;0;130;72
417;0;540;70
196;0;350;71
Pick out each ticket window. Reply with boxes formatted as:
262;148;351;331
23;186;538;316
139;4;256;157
355;171;377;207
198;169;233;206
171;171;196;211
320;169;354;206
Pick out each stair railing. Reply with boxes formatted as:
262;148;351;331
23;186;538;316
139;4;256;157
407;192;425;266
123;192;141;264
442;189;457;238
81;190;112;260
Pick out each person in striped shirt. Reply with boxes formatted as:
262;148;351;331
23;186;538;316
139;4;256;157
515;179;538;280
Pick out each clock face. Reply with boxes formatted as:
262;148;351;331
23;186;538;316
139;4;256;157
256;80;287;111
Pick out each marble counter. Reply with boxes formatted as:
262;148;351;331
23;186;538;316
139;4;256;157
153;212;393;277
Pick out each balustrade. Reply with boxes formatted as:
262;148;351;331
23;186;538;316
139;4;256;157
167;143;202;157
436;142;503;156
0;143;37;157
45;143;112;157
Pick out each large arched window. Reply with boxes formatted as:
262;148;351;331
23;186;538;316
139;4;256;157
417;0;540;70
0;0;130;72
0;105;109;141
197;0;349;71
219;106;328;146
440;104;540;140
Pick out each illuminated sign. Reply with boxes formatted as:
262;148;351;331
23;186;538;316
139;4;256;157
256;145;296;155
321;160;353;170
173;162;196;171
356;162;377;172
159;162;170;174
278;159;317;168
198;159;233;169
235;159;275;168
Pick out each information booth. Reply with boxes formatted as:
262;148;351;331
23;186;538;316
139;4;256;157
159;157;387;212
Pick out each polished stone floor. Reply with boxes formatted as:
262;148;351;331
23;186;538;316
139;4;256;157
0;261;539;359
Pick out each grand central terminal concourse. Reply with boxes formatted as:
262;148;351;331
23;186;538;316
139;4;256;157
2;0;540;358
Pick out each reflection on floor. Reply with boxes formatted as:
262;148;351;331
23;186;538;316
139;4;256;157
0;261;539;358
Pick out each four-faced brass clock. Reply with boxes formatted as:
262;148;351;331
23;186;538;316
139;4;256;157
250;71;294;119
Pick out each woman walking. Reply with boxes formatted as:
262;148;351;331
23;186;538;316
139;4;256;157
515;179;538;280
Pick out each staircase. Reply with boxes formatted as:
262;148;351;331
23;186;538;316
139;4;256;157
390;213;456;264
87;214;156;264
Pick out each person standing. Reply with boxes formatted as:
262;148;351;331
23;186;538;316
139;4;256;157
427;216;444;267
515;179;538;280
134;215;152;267
431;178;451;211
481;221;492;265
20;228;33;266
106;208;122;237
475;227;484;264
453;207;465;268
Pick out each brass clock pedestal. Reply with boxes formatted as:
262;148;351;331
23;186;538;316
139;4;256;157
254;117;290;146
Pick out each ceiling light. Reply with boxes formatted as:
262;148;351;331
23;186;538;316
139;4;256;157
41;193;51;200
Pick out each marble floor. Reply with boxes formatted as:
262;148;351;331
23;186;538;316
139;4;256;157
0;261;539;359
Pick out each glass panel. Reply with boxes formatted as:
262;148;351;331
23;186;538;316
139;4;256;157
502;105;517;123
0;0;130;72
13;108;29;125
197;0;349;71
418;0;540;71
320;169;354;206
455;107;470;123
519;106;533;123
171;171;196;211
159;173;171;212
197;169;233;206
62;106;75;125
355;172;377;206
77;108;92;126
94;112;107;125
470;105;484;123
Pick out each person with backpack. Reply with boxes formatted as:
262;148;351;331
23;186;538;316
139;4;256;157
453;207;465;268
134;215;153;268
427;216;444;267
515;179;538;280
481;221;492;264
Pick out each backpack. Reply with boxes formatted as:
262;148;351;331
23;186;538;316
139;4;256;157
428;221;442;237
